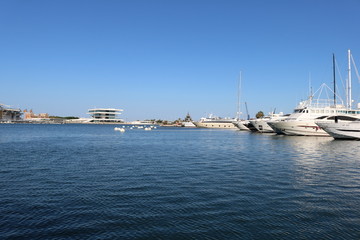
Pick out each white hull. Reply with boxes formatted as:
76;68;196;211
249;119;274;133
233;120;250;131
270;120;329;136
194;121;237;129
267;121;285;134
182;121;196;127
316;121;360;140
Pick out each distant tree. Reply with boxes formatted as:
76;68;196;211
256;111;264;119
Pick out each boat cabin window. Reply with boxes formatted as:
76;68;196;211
315;116;328;120
326;116;358;121
339;116;359;121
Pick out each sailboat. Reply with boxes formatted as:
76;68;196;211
233;72;251;131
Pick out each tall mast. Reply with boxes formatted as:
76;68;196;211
333;53;336;106
237;71;242;120
348;49;352;109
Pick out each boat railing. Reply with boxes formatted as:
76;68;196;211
297;99;345;109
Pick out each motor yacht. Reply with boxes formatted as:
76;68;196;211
268;84;349;136
181;113;196;127
315;115;360;140
250;112;288;133
194;114;238;129
233;120;250;131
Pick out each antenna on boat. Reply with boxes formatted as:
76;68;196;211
333;53;336;107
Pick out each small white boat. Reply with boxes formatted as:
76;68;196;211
144;127;152;131
114;127;125;132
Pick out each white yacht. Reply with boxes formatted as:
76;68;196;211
314;49;360;139
194;114;238;129
271;50;360;136
268;84;348;136
249;112;288;133
181;113;196;127
316;115;360;140
233;120;250;131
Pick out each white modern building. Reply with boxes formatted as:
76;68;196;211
0;103;22;122
87;108;124;123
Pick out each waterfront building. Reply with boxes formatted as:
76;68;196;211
23;109;49;120
0;103;22;122
87;108;124;123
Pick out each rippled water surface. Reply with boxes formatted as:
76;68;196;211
1;124;360;239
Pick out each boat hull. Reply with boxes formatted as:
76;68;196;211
233;121;250;131
267;121;285;135
181;122;197;127
249;119;274;133
316;121;360;140
194;121;237;129
270;120;329;136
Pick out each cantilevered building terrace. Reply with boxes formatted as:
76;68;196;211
87;108;124;123
0;103;22;122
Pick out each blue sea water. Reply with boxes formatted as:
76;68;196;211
1;124;360;239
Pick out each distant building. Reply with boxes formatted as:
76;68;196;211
23;109;49;120
0;103;22;122
87;108;124;123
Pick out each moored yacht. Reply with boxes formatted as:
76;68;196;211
250;112;288;133
270;50;360;136
268;84;348;136
194;114;237;129
316;115;360;140
233;120;250;131
315;50;360;139
181;113;196;127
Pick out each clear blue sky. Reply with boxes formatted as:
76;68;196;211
1;0;360;121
